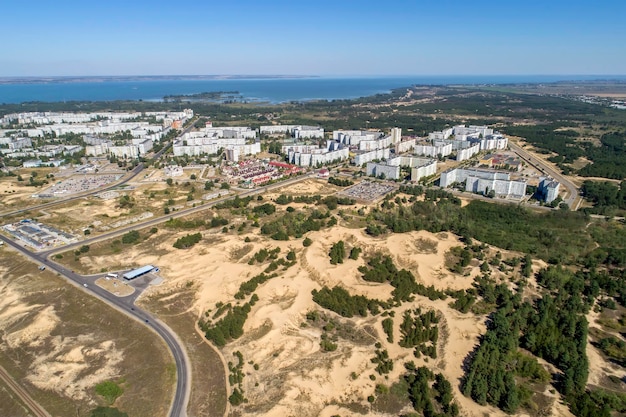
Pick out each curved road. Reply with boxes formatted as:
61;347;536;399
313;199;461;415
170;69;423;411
508;140;581;209
0;168;313;417
0;123;196;417
0;233;190;417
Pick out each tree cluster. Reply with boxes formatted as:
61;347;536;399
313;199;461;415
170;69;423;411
359;255;447;303
199;295;258;347
121;230;141;244
234;273;277;300
399;308;439;359
260;209;330;240
173;232;202;249
312;286;381;318
405;365;459;417
252;203;276;216
371;348;393;375
329;241;345;264
328;176;354;187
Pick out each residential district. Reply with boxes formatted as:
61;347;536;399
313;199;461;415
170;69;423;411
0;110;560;203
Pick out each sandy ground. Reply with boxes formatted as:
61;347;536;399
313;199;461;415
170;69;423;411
72;216;599;416
119;226;513;416
0;179;37;208
0;275;123;401
586;309;626;387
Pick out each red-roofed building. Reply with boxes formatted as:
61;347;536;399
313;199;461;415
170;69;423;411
317;168;330;178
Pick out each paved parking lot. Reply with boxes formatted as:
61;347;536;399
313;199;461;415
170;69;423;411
338;181;396;201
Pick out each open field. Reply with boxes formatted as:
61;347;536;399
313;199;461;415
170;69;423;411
2;172;216;239
44;174;626;416
57;201;591;416
140;282;228;417
0;175;44;212
0;377;34;417
0;245;175;417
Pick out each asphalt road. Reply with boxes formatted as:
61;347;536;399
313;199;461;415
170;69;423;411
0;121;187;219
508;140;581;209
41;172;315;258
0;123;197;417
0;233;190;417
0;169;313;417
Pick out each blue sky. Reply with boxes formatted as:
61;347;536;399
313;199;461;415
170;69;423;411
1;0;624;76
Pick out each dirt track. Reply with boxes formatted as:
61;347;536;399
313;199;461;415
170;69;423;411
0;364;51;417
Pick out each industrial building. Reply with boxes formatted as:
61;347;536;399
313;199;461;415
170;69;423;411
123;265;155;280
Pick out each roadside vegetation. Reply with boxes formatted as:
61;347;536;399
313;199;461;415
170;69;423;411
4;82;626;417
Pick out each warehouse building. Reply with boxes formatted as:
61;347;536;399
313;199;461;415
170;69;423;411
123;265;155;280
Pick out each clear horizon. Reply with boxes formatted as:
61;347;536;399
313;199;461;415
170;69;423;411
2;74;626;80
1;0;625;77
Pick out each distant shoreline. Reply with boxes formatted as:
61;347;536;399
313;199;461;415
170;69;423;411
2;74;626;86
1;76;626;105
0;75;317;86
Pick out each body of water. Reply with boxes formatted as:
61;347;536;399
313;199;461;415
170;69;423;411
0;75;623;104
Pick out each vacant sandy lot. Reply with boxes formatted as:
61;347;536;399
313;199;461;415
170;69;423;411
91;223;520;417
0;246;174;417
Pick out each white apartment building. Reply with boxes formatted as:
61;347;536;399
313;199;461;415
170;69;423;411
294;126;324;139
204;126;257;140
359;135;393;151
0;137;32;149
173;139;260;158
286;141;349;167
333;130;383;146
86;142;112;157
456;144;481;161
1;110;192;127
440;168;526;198
260;125;324;139
395;138;417;154
366;156;436;182
88;139;152;158
453;125;494;137
428;125;507;155
428;128;454;141
390;127;402;144
414;143;453;158
354;148;390;166
471;134;508;151
260;125;293;135
108;145;140;159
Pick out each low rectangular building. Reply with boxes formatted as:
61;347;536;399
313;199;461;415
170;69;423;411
123;265;155;280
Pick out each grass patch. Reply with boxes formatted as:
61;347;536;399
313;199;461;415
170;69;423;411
0;252;174;417
140;285;228;417
95;381;124;405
